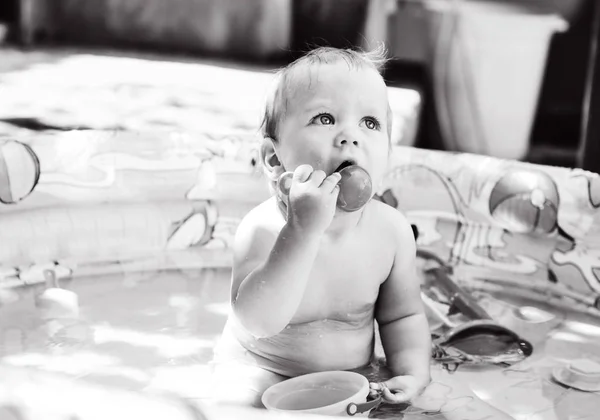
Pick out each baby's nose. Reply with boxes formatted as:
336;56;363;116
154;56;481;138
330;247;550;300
335;134;359;148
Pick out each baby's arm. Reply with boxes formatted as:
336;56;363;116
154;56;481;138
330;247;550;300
230;209;322;338
231;166;340;338
375;210;431;398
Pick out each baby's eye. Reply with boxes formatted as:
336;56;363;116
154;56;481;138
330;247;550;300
312;113;335;125
362;117;381;130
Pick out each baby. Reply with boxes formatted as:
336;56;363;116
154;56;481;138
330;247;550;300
210;47;515;420
211;46;430;407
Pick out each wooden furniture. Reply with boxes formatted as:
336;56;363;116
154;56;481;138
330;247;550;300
578;0;600;173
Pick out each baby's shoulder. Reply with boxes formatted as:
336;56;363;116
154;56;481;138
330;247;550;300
367;199;407;225
366;200;414;243
236;198;283;238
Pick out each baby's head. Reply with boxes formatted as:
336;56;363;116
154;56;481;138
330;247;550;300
259;46;392;196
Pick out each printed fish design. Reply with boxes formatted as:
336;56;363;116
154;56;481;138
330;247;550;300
431;320;533;371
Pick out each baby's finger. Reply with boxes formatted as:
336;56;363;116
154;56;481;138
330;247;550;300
381;386;410;404
293;164;313;183
309;169;327;186
369;382;382;390
321;172;342;193
368;389;380;399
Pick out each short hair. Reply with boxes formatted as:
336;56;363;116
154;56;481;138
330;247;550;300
260;45;392;142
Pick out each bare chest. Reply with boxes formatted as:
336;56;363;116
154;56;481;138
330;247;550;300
291;234;393;323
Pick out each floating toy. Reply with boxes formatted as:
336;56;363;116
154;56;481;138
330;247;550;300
35;270;79;320
552;359;600;392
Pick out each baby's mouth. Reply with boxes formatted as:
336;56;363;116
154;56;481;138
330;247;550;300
334;160;356;173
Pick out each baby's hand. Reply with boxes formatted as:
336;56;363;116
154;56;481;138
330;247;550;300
370;375;427;404
287;164;341;234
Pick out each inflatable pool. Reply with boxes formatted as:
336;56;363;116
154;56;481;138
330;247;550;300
1;129;600;419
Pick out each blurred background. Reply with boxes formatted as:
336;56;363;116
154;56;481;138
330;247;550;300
0;0;598;170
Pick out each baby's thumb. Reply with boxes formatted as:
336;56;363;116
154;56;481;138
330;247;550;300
373;377;416;403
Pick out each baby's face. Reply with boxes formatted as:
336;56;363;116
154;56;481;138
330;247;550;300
275;62;390;190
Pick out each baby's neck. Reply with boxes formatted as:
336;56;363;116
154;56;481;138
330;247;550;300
326;209;364;238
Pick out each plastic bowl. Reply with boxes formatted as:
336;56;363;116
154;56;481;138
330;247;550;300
262;371;378;417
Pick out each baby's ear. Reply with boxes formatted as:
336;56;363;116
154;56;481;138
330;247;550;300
260;137;284;181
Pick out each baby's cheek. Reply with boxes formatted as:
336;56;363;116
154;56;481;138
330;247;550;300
376;150;391;178
370;166;387;190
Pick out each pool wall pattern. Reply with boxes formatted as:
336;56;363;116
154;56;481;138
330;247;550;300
1;130;600;316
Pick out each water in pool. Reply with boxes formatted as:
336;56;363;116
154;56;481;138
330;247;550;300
2;266;600;420
0;268;232;392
